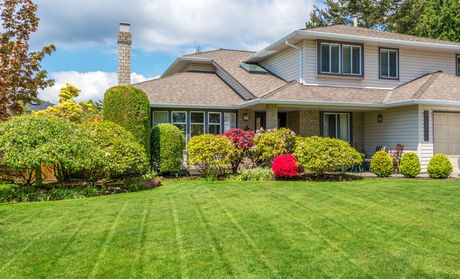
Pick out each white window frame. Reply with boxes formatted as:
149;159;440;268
320;42;341;74
224;112;237;132
171;111;187;133
190;111;205;137
323;112;351;142
379;48;399;79
207;112;222;134
152;111;169;126
342;44;362;76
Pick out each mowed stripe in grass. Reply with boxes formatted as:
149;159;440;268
0;179;459;278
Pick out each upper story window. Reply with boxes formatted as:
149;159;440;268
457;55;460;76
380;48;399;79
319;41;363;77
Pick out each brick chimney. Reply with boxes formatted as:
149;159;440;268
118;22;132;85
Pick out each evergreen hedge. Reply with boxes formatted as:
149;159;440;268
103;86;151;155
151;124;184;176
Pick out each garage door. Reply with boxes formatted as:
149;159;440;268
434;112;460;156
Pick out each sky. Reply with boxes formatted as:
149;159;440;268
31;0;316;103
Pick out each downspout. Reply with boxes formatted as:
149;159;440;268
285;40;304;84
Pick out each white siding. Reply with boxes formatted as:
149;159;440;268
364;106;419;157
302;39;456;88
260;45;300;82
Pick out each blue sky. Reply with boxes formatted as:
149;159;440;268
33;0;316;102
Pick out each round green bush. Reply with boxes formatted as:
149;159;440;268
103;86;151;155
399;152;421;178
294;136;362;175
151;124;184;176
0;115;93;184
80;121;149;180
370;151;393;177
188;134;234;177
252;128;297;164
427;154;453;179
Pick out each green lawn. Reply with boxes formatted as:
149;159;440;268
1;179;460;278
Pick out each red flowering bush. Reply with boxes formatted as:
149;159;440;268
272;154;300;178
224;128;255;173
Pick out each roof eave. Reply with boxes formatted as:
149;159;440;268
151;103;237;110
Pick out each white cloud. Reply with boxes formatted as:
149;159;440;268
33;0;315;53
39;72;150;104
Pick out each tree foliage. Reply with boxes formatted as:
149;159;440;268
0;0;55;121
34;83;96;122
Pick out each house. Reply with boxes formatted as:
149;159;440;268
117;23;460;172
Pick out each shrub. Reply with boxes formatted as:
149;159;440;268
224;128;255;173
188;134;234;177
0;115;92;184
252;128;296;164
294;136;362;176
427;154;453;179
79;121;149;180
370;151;394;177
103;86;151;155
399;152;421;178
272;154;300;178
151;124;184;176
236;168;273;181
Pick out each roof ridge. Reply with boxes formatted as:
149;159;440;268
259;81;299;99
132;71;215;86
184;48;255;57
413;72;441;99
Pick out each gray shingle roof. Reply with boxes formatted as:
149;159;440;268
187;49;287;97
303;25;460;47
134;71;245;107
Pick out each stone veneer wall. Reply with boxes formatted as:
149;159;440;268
118;30;132;85
237;109;255;130
298;110;320;137
266;105;278;129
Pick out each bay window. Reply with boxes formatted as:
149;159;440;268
380;48;399;79
323;112;351;142
208;112;221;134
171;111;187;134
190;112;205;137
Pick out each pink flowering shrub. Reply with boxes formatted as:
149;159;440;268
272;154;300;178
224;128;255;173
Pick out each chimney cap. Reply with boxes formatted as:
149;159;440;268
119;22;131;32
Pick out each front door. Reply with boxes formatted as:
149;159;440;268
255;112;266;130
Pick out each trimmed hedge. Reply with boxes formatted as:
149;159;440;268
252;128;297;164
371;151;393;177
399;152;421;178
427;154;453;179
151;124;184;176
294;136;362;175
103;86;151;155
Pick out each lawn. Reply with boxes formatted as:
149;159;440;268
1;179;460;278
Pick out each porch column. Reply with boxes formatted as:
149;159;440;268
266;104;278;129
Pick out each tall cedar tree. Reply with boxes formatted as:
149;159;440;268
307;0;460;43
0;0;55;121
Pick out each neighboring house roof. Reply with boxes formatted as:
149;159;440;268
134;71;245;108
186;49;287;97
388;72;460;103
261;81;389;105
27;100;54;111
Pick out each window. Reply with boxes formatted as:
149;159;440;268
342;45;361;75
457;55;460;76
323;113;350;142
319;42;362;76
152;111;169;126
321;43;340;74
171;111;187;134
208;112;221;135
190;112;205;137
380;48;399;79
224;113;236;132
